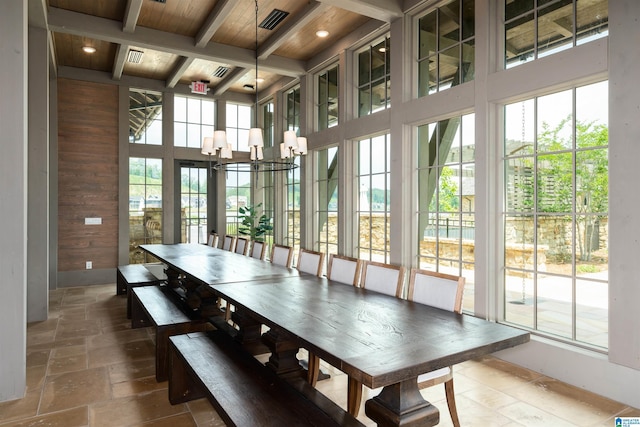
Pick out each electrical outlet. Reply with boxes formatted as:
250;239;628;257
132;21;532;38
86;261;92;270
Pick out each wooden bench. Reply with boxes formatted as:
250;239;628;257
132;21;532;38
169;331;365;427
131;286;210;382
116;264;161;319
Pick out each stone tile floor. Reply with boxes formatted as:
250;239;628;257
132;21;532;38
0;284;637;427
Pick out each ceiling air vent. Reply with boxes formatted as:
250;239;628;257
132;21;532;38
259;9;289;30
151;0;166;3
127;49;144;64
213;66;230;78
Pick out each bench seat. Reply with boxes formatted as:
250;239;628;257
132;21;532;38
169;331;365;427
116;264;161;319
131;286;209;381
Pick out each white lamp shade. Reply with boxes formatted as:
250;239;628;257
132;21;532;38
212;130;228;149
280;142;290;159
220;143;233;159
248;128;264;148
250;146;264;160
283;130;298;149
294;137;307;155
201;136;214;155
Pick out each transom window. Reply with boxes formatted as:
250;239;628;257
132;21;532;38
357;36;390;117
503;81;609;350
417;0;475;97
129;90;162;145
174;96;215;148
226;103;251;152
505;0;608;68
317;65;339;130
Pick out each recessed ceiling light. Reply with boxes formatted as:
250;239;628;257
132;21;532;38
82;46;96;53
316;30;329;38
255;78;265;83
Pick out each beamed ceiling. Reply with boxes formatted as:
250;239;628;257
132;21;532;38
29;0;403;97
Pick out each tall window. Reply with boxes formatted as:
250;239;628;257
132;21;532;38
503;81;608;349
417;0;475;97
358;37;390;117
226;103;251;152
505;0;608;68
285;158;301;259
128;158;162;263
317;65;339;130
357;135;391;262
174;96;215;148
417;114;475;312
262;100;274;148
316;147;339;256
129;90;162;145
180;165;208;244
225;165;251;236
261;171;275;254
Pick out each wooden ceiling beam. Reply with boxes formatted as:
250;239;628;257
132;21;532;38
123;0;143;33
195;0;236;48
166;56;195;88
213;67;249;96
258;1;327;60
316;0;402;23
47;7;306;77
112;44;129;80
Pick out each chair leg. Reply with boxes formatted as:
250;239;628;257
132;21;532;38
347;377;363;417
444;378;460;427
307;353;320;387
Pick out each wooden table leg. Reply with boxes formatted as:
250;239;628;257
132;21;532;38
365;379;439;427
230;308;268;354
261;329;303;377
347;377;363;416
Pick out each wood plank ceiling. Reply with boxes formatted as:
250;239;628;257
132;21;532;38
42;0;402;96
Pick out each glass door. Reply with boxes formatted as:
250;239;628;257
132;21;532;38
178;162;210;244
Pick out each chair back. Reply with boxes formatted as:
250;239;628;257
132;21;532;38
207;233;219;248
327;254;362;286
407;268;465;313
235;237;249;255
250;241;267;260
222;235;237;252
271;244;293;268
297;249;325;277
361;261;405;297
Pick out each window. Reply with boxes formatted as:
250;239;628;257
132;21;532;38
262;100;274;148
260;170;275;253
129;90;162;145
358;36;390;117
226;103;252;152
316;147;339;256
285;157;301;259
129;158;162;263
357;134;391;262
285;86;301;134
225;165;251;236
417;0;475;97
174;96;215;148
417;114;475;313
317;65;339;130
503;81;608;349
180;165;208;244
505;0;608;68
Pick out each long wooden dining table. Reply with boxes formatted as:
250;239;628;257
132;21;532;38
141;243;530;427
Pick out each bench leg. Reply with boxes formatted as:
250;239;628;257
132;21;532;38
156;323;210;382
131;291;151;329
168;342;205;404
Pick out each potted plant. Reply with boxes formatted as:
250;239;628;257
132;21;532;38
238;203;273;242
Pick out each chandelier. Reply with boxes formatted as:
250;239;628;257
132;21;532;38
201;0;306;175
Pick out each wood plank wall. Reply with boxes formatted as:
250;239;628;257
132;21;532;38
58;78;118;272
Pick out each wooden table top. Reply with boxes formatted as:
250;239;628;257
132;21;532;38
212;275;530;390
140;243;301;286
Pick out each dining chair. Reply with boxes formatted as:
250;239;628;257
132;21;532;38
221;235;236;252
270;244;293;268
405;267;465;427
250;241;267;260
207;233;219;248
235;237;249;255
360;260;405;297
326;254;362;286
296;248;325;277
